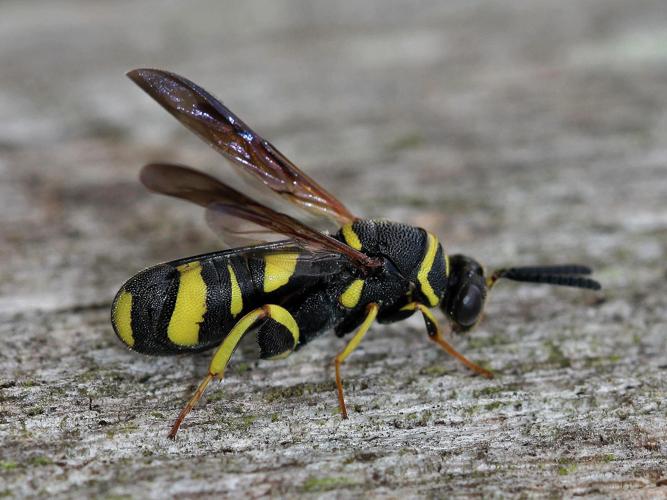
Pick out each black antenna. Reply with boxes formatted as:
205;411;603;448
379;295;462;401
489;265;601;290
502;264;593;276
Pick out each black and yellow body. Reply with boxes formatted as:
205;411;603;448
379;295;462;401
112;220;447;359
114;68;600;437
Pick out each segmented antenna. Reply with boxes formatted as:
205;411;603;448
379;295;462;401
492;265;601;290
502;264;593;276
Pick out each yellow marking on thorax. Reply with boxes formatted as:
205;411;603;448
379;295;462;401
339;279;364;309
263;252;299;293
227;264;243;317
417;233;440;307
445;253;450;277
341;223;362;250
112;290;134;347
167;261;207;346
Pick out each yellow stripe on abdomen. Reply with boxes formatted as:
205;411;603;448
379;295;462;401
263;252;299;293
167;261;207;346
112;290;134;347
227;264;243;317
417;233;440;307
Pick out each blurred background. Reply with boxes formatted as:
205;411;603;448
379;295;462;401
2;0;666;310
1;1;666;497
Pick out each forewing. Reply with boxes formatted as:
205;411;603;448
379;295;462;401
243;246;351;279
140;163;379;271
168;241;351;280
128;68;356;224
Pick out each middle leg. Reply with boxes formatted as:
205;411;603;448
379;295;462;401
334;302;379;419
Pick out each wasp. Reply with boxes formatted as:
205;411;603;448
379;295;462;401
112;69;601;438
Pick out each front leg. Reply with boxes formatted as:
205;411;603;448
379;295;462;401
400;302;493;379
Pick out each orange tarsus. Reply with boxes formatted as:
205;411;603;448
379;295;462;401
168;372;215;439
430;333;494;379
335;358;349;419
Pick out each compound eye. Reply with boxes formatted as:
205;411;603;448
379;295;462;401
454;285;483;327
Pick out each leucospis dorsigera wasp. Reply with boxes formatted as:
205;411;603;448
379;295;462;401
112;69;601;438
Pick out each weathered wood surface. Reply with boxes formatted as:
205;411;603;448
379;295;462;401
1;1;666;497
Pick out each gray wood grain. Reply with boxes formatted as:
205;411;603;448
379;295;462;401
1;1;666;497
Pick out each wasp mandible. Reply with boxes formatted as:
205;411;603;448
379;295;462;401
112;69;601;438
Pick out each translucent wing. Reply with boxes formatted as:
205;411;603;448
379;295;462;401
140;163;380;271
244;246;351;280
169;242;352;280
128;68;356;224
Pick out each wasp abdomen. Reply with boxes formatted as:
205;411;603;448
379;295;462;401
111;253;254;354
111;249;316;355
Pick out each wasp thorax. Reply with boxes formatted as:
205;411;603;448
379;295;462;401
442;254;488;331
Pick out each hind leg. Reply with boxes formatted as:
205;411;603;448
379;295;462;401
168;304;299;438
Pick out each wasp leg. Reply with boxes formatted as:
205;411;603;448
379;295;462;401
400;303;493;379
334;303;379;419
168;304;299;439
